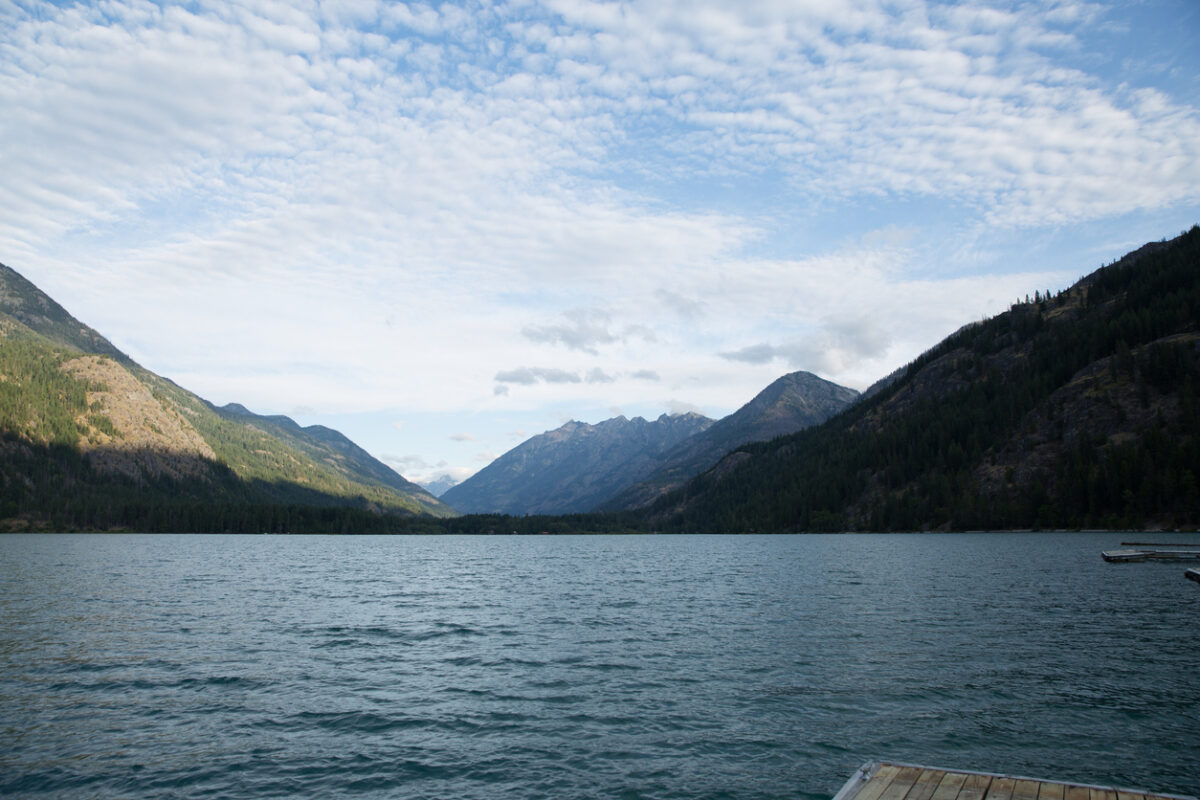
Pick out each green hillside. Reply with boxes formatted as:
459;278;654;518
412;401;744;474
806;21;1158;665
643;227;1200;532
0;265;455;531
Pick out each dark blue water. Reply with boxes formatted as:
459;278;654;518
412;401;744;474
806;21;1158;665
2;533;1198;800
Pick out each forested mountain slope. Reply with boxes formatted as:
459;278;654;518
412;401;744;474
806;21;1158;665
211;402;444;513
644;227;1200;532
0;264;454;531
602;371;858;510
442;413;713;515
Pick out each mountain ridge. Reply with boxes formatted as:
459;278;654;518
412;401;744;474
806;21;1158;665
640;226;1200;532
442;411;714;515
209;401;445;514
0;263;455;529
602;370;860;510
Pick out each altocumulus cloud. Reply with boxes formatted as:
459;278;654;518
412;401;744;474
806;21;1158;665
0;0;1197;480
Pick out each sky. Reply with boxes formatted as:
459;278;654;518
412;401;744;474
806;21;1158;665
2;0;1199;490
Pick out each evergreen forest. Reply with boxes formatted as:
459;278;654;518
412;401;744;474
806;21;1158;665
2;227;1198;533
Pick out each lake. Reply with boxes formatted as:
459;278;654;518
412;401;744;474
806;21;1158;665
1;533;1198;799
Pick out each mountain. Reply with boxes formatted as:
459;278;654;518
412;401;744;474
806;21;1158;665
0;264;132;363
210;402;446;514
420;474;460;497
441;412;714;515
640;226;1200;532
602;371;859;510
0;263;455;530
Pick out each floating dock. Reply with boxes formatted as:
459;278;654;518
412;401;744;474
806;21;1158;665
1101;548;1200;563
831;762;1196;800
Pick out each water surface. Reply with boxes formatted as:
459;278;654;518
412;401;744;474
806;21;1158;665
2;533;1198;799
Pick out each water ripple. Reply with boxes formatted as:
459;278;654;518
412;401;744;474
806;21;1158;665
1;532;1198;799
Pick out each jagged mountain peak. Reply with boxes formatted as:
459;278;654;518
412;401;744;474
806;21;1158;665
441;410;714;515
601;370;859;511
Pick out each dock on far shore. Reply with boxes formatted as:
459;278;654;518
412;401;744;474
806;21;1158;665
831;762;1197;800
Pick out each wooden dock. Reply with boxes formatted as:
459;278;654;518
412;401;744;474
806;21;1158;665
831;762;1196;800
1101;548;1200;562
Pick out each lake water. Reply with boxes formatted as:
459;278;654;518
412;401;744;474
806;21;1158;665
2;533;1198;800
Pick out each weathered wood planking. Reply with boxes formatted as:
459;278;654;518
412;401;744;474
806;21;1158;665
910;770;949;800
832;762;1196;800
1039;782;1066;800
987;776;1017;800
931;771;969;800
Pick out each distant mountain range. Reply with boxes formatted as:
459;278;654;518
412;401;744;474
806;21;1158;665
0;263;455;531
641;226;1200;532
420;474;460;497
441;412;714;515
602;371;859;511
442;370;858;516
5;226;1197;533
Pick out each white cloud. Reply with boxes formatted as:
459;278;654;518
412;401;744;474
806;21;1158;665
655;289;706;319
522;308;618;353
721;315;893;375
667;400;707;417
1;0;1195;480
720;344;776;365
585;368;616;384
495;367;583;386
382;453;431;472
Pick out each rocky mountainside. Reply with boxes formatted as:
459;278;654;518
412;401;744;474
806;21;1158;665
602;371;859;510
441;412;714;515
642;227;1200;532
0;264;454;530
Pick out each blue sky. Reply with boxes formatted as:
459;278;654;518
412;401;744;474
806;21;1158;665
2;0;1198;489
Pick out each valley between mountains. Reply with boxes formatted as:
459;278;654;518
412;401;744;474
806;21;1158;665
2;226;1199;532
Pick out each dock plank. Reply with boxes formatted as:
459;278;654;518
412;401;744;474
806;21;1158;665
833;763;1194;800
958;773;995;800
878;766;925;800
907;770;948;800
853;765;904;800
930;771;968;800
1038;782;1066;800
985;776;1017;800
1014;779;1042;800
